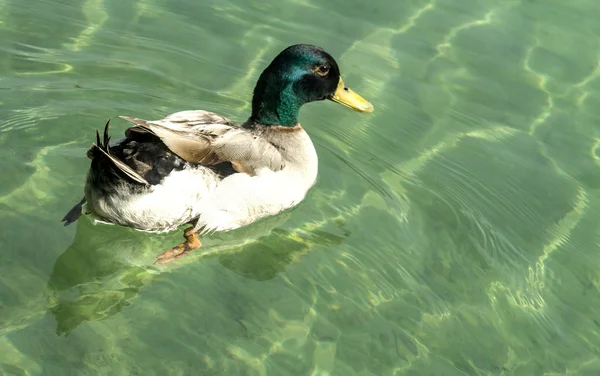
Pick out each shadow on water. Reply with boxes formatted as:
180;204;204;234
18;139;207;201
45;209;344;335
45;218;158;336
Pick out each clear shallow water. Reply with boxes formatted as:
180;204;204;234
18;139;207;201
1;0;600;374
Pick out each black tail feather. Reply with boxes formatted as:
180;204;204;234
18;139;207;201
95;119;111;152
96;129;101;149
103;119;111;147
88;119;150;185
61;197;86;226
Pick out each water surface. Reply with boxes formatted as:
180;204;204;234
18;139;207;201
1;0;600;374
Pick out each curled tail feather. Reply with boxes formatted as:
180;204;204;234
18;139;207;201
89;119;149;185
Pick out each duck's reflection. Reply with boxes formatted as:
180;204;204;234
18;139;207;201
47;210;344;335
46;218;164;336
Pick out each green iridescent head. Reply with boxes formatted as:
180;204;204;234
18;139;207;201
247;44;373;127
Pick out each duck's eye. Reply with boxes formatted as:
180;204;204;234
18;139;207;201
315;65;330;76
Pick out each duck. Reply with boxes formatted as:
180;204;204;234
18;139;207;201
62;44;374;264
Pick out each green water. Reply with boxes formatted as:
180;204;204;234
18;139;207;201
1;0;600;374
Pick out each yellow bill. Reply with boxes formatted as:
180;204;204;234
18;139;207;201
330;77;374;113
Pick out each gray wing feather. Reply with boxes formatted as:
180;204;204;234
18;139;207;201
120;111;285;172
211;132;285;171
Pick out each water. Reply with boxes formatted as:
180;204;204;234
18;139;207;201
1;0;600;374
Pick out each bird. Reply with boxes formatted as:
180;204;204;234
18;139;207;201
62;44;374;264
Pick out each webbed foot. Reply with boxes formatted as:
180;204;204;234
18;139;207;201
155;227;202;264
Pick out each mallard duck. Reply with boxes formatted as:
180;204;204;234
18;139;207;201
62;44;373;264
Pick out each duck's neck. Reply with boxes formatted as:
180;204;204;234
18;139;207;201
247;69;307;127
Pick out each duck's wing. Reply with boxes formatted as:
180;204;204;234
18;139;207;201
121;110;286;173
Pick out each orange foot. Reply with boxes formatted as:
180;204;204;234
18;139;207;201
155;227;202;264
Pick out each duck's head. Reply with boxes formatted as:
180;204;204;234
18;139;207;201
248;44;373;127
